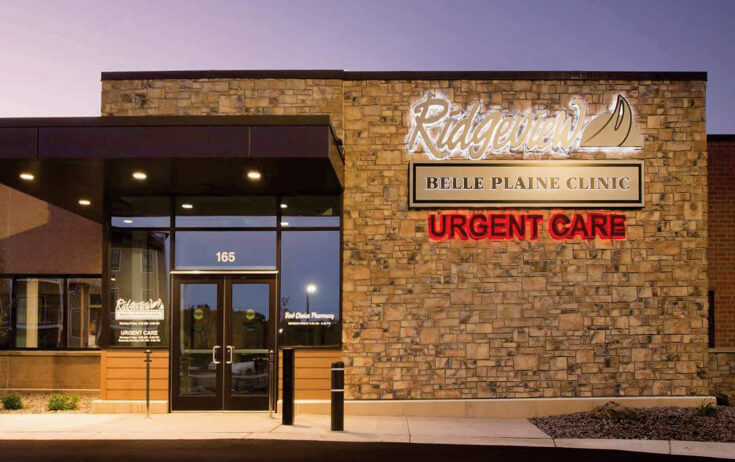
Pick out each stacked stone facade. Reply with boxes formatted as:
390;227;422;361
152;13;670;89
101;75;710;400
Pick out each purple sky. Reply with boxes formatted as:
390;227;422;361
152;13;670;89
0;0;733;133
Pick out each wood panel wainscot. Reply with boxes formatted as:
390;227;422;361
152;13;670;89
278;349;342;400
100;350;169;400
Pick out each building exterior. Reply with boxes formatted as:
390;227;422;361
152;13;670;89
0;70;730;416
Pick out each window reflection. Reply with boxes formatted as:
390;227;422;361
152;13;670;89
67;279;102;348
175;231;276;270
109;230;170;347
14;278;64;349
179;283;218;396
0;279;11;349
175;196;277;228
280;231;340;346
111;196;171;228
280;196;341;227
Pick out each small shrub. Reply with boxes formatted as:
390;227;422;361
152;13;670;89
694;401;721;418
1;392;23;410
47;393;79;411
589;401;639;421
714;391;730;407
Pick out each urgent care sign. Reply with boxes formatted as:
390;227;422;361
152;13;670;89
428;213;626;241
405;92;645;241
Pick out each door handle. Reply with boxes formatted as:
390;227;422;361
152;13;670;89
226;345;234;364
212;345;221;365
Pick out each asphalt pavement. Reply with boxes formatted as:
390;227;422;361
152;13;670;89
0;439;724;462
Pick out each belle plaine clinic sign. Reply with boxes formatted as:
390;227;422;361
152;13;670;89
406;93;645;241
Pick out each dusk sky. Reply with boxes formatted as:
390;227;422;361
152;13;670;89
0;0;734;132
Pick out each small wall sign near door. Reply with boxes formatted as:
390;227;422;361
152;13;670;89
114;298;165;344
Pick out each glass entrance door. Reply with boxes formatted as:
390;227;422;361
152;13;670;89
172;277;275;411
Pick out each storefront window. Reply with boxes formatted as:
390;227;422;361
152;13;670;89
67;279;102;348
14;278;64;349
175;231;276;270
175;196;277;228
109;230;170;347
0;279;11;349
280;231;340;346
280;196;340;228
111;196;171;228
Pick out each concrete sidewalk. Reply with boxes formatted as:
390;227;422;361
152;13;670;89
0;413;732;459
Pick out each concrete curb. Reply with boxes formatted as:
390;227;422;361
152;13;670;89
0;413;733;459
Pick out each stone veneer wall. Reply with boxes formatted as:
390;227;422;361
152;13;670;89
102;76;710;400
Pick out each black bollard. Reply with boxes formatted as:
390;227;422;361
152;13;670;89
144;349;152;419
331;361;344;431
282;348;295;425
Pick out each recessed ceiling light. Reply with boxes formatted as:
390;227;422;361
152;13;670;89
78;199;91;206
280;203;288;209
132;171;147;181
19;173;34;181
181;203;194;209
246;170;262;181
123;219;133;224
280;221;289;227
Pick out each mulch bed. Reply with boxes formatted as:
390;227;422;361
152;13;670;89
0;392;96;414
531;405;735;442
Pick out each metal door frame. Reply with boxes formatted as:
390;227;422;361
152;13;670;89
170;273;277;411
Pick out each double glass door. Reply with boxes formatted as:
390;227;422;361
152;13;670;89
172;276;275;410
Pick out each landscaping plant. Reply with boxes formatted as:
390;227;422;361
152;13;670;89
47;393;80;411
694;401;721;418
1;392;23;410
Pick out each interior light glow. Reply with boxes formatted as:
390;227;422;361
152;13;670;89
78;199;91;206
123;219;134;224
246;170;262;180
181;203;194;209
280;221;289;227
19;173;35;181
132;171;147;181
280;203;288;209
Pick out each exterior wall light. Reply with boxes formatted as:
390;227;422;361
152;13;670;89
19;173;34;181
78;199;91;206
280;203;288;209
181;203;194;209
246;170;262;180
132;171;147;181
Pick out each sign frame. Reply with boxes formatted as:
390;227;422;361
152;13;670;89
408;160;644;208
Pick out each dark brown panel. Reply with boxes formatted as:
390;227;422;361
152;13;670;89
101;69;346;81
708;134;735;143
250;126;327;158
100;69;708;82
0;128;37;159
0;115;331;128
38;126;249;159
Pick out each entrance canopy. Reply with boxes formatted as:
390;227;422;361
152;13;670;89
0;116;344;222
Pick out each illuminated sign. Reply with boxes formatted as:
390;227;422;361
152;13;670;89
407;93;643;159
428;213;626;241
409;160;643;208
